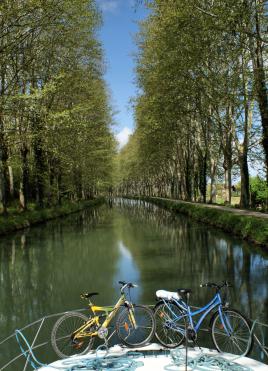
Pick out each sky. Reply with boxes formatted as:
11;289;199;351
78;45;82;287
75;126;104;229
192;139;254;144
95;0;149;148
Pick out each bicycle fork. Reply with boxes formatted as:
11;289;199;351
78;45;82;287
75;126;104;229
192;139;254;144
219;307;232;336
125;302;137;330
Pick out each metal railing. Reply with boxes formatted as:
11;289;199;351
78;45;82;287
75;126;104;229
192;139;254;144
0;307;267;371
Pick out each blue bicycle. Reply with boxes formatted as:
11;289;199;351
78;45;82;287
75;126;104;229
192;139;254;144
154;281;253;356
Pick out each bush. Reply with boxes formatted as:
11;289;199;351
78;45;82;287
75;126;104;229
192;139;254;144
250;176;268;211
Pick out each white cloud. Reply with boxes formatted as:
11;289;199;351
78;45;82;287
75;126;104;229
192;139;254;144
116;127;132;149
97;0;119;13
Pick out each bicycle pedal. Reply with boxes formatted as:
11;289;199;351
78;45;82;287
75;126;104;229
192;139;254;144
73;341;84;349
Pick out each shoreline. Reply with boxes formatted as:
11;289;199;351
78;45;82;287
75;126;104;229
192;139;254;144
130;196;268;250
0;198;105;236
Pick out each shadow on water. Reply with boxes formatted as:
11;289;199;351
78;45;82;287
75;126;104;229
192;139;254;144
0;198;267;368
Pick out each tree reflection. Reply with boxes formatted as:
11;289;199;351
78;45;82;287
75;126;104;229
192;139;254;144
114;199;268;324
0;206;119;343
0;199;268;366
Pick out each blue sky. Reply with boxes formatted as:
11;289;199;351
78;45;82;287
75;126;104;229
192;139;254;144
96;0;149;148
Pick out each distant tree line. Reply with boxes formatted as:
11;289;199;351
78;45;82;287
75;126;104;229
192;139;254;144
0;0;115;214
117;0;268;209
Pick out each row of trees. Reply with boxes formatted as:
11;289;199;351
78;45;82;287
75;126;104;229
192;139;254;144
117;0;268;208
0;0;115;214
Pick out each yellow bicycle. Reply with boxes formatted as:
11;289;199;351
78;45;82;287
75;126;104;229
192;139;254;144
51;281;155;358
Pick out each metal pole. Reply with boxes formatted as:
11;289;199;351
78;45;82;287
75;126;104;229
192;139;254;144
22;317;45;371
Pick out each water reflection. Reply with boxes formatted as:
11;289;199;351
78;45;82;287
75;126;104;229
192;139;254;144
0;207;119;338
113;199;268;325
114;241;141;303
0;199;268;367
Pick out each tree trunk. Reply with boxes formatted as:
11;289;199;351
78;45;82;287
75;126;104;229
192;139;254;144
184;153;192;201
251;0;268;181
32;115;46;208
185;170;192;201
74;167;83;200
0;115;10;214
8;166;14;199
19;145;29;211
223;158;232;204
209;159;217;203
253;48;268;181
57;170;63;205
239;73;250;209
239;153;250;209
199;151;207;203
222;106;233;205
203;152;207;203
0;49;9;214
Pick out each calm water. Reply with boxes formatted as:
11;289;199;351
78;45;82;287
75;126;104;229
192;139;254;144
0;199;268;368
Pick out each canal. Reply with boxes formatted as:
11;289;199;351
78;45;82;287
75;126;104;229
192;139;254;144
0;199;267;368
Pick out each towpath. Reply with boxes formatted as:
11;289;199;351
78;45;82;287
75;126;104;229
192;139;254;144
155;197;268;219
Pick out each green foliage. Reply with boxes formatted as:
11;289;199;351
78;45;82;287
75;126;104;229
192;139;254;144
0;0;116;212
250;177;268;209
117;0;267;206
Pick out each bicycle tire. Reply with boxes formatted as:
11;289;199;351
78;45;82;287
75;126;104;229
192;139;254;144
116;304;155;347
51;311;94;358
211;308;253;356
154;301;185;348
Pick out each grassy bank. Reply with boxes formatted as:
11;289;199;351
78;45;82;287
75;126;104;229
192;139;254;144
0;198;104;236
138;197;268;248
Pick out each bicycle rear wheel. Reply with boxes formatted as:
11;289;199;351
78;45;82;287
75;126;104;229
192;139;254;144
211;308;253;356
116;305;155;347
154;301;185;348
51;311;94;358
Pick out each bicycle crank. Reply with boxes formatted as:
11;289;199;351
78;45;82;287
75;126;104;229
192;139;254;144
186;327;197;343
98;326;108;339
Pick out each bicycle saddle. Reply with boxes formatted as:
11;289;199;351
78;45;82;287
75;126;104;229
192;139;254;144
177;288;192;295
156;290;181;301
80;292;99;299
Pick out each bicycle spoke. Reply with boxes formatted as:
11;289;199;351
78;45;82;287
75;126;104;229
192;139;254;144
51;312;92;358
211;310;252;356
154;302;185;348
116;305;155;347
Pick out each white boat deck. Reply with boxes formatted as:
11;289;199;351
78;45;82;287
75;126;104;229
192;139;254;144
40;343;268;370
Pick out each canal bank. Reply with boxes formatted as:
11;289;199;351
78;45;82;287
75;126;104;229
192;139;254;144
0;199;267;367
0;198;104;236
132;197;268;249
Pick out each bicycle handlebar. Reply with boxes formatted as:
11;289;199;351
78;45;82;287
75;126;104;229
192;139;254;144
200;281;232;290
119;281;138;293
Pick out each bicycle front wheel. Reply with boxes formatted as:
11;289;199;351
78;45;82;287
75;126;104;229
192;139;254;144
211;309;253;356
51;311;94;358
116;305;155;347
154;301;185;348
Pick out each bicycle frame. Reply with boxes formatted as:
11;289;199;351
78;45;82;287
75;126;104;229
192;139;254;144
73;292;134;341
162;292;229;335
